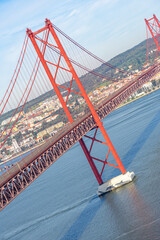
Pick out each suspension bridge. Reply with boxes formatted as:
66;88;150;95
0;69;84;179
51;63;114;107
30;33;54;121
0;15;159;211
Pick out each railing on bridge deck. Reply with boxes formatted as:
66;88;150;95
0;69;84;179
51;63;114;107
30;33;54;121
1;62;160;211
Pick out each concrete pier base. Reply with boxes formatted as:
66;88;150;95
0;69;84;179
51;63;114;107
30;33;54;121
97;171;135;196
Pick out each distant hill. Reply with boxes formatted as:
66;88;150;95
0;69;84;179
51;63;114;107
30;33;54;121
0;38;158;123
107;38;156;71
68;38;157;93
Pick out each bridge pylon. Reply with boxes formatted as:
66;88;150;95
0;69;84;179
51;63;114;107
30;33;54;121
145;14;160;53
27;19;134;195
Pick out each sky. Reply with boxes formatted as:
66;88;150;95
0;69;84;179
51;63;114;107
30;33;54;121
0;0;160;97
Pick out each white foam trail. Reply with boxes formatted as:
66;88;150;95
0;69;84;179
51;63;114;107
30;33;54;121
3;194;97;240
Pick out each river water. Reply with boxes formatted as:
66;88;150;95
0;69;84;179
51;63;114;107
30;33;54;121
0;90;160;240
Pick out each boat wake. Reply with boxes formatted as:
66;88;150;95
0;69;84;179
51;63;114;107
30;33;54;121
2;194;97;240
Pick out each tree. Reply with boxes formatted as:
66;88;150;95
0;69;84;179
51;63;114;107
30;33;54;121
2;147;10;155
14;132;23;144
137;88;142;94
6;137;12;146
43;133;50;140
25;129;29;135
32;131;37;139
75;99;80;106
152;80;157;87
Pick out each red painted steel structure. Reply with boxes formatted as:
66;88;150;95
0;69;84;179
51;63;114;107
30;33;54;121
1;61;160;211
1;15;160;211
145;14;160;52
27;19;126;185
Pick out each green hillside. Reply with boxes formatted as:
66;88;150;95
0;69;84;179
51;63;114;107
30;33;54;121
0;38;158;123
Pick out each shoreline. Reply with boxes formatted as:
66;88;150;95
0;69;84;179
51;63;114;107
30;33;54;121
1;86;159;166
0;141;44;166
116;87;160;110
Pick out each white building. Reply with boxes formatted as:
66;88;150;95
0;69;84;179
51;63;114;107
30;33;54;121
12;139;21;153
142;82;152;90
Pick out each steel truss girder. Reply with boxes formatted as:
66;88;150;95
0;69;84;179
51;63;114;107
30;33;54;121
27;19;127;182
1;41;160;211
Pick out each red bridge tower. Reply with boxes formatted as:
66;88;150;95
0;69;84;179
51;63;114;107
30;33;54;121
27;19;135;194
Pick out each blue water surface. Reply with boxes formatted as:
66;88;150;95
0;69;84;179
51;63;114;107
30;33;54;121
0;90;160;240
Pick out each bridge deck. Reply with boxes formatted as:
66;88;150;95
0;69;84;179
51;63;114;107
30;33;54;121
1;63;160;210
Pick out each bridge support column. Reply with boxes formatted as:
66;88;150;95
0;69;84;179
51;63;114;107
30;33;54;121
27;20;130;190
79;138;103;185
145;14;160;53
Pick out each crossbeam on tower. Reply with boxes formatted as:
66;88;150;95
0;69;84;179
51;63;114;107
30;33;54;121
145;14;160;52
1;60;160;210
26;19;135;194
